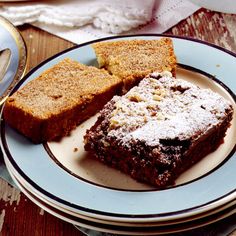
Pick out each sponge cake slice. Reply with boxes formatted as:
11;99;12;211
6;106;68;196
3;58;122;143
92;38;177;92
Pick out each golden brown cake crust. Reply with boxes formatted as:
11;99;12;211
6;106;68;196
92;38;177;92
3;58;122;143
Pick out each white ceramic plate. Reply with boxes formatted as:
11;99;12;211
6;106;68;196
5;154;236;228
1;35;236;223
3;65;236;227
7;163;236;235
0;16;27;105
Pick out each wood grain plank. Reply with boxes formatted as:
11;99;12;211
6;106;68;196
165;9;236;52
0;179;81;235
18;24;75;72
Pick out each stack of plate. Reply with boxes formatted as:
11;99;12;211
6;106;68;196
1;35;236;235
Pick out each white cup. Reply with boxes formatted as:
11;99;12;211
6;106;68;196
189;0;236;14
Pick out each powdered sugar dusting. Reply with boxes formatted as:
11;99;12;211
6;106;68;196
107;72;232;146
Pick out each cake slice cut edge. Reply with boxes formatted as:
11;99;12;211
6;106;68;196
3;58;123;143
92;38;177;93
84;71;234;188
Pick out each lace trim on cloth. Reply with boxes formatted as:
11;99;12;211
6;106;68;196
0;0;155;34
30;0;200;45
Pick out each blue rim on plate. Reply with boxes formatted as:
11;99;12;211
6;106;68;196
0;34;236;223
6;165;236;235
43;63;235;192
5;153;236;228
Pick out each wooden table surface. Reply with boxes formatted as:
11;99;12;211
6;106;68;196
1;8;236;236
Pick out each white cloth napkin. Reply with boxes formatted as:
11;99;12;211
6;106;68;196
0;0;200;44
34;0;200;44
0;0;156;34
